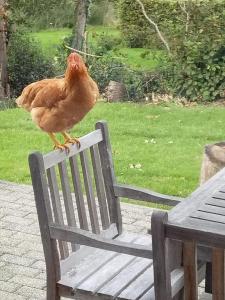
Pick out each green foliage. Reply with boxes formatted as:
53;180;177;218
118;0;225;101
118;0;182;49
9;0;75;29
55;32;164;101
7;29;55;97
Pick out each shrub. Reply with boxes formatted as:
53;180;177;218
119;0;225;101
56;34;166;101
7;29;55;97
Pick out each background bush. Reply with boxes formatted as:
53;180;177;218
119;0;225;101
56;33;165;101
8;29;55;97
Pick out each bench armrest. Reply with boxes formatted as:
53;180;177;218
49;224;152;259
114;183;184;206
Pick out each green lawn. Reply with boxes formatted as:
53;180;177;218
31;27;161;71
1;102;225;199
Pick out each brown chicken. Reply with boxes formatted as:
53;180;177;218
16;52;99;150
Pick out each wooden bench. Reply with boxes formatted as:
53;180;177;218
29;121;190;300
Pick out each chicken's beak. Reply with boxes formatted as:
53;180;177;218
71;63;79;70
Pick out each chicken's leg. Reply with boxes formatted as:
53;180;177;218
48;132;70;151
61;131;81;148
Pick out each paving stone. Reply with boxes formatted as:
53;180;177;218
16;286;46;299
1;215;35;226
24;250;44;260
3;264;41;277
0;228;15;238
35;270;46;281
0;291;26;300
0;254;35;267
18;241;44;253
12;232;42;243
31;260;46;270
9;275;46;289
0;267;14;281
0;244;29;256
0;280;20;292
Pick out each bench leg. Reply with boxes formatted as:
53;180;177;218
47;277;60;300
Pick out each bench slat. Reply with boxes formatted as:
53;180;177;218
58;161;77;251
47;167;69;259
43;129;103;169
76;235;151;294
90;144;110;230
80;150;100;234
117;266;154;300
59;232;140;289
69;155;89;231
97;257;152;298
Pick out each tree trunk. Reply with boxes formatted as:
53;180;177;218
0;0;9;99
72;0;90;51
200;142;225;185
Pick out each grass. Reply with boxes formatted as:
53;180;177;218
1;102;225;198
31;26;161;71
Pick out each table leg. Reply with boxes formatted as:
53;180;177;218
183;241;198;300
212;248;225;300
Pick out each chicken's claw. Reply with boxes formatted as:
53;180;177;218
53;143;70;152
65;137;81;148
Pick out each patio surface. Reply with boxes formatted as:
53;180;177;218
0;180;211;300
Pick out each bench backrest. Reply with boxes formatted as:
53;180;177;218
29;121;122;262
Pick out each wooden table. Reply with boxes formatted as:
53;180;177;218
166;167;225;299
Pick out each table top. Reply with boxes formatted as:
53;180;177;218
167;167;225;248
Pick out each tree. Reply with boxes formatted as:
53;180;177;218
72;0;91;51
0;0;9;99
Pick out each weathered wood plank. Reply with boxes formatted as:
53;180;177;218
90;144;110;230
198;203;225;215
97;257;152;298
58;161;77;251
60;223;118;276
205;198;225;208
212;248;224;300
59;232;140;289
151;210;171;300
47;167;69;259
43;129;103;169
80;150;100;234
76;254;137;293
117;265;154;300
50;224;152;259
69;155;89;230
29;152;60;300
96;121;122;234
169;167;225;222
183;241;198;300
166;219;225;249
191;210;225;224
114;183;182;206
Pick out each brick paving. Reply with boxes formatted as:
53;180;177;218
0;180;211;299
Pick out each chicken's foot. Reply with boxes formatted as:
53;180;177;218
48;133;70;151
61;131;81;148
